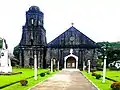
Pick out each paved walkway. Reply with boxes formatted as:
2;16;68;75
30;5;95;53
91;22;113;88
30;69;97;90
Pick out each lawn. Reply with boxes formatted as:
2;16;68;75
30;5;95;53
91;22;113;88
0;68;58;90
81;70;120;90
94;70;120;81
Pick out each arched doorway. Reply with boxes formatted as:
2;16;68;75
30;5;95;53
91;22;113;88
66;57;76;68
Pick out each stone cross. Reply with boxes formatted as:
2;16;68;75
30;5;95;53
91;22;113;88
71;23;74;26
70;49;73;54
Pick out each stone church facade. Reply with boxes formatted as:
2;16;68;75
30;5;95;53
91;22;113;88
19;6;99;69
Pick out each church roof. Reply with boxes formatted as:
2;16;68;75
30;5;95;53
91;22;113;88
47;26;99;48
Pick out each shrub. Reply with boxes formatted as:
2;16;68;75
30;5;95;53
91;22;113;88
109;67;120;71
95;74;102;79
40;73;45;77
111;82;120;90
46;71;50;75
55;68;59;71
92;72;96;76
91;69;96;72
97;67;103;71
20;79;28;86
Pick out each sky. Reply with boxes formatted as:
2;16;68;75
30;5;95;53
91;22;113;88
0;0;120;53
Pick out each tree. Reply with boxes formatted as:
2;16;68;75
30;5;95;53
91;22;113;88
13;45;19;60
97;42;120;67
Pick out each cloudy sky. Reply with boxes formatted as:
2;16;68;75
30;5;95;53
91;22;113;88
0;0;120;52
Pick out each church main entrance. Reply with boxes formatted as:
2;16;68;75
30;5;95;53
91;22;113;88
66;57;76;68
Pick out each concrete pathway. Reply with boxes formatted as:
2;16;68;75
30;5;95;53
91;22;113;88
30;69;97;90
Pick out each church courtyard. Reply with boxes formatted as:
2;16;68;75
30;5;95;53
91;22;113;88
0;68;119;90
30;69;97;90
0;2;120;90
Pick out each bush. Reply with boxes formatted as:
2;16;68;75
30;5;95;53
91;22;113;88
95;74;102;79
109;67;120;71
91;69;96;72
97;67;103;71
20;79;28;86
46;71;50;75
40;73;45;77
111;82;120;90
92;72;96;76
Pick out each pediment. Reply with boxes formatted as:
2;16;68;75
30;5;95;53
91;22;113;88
47;26;98;48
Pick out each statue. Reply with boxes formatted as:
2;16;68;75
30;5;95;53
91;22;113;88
0;38;12;73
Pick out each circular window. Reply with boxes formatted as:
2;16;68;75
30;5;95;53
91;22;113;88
70;37;75;41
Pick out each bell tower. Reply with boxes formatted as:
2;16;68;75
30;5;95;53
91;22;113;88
26;6;44;26
19;6;47;68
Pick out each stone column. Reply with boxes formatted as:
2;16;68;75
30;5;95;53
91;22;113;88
102;56;107;83
34;54;37;80
83;61;85;71
57;60;59;70
64;59;66;69
51;59;53;72
76;60;78;69
88;60;90;74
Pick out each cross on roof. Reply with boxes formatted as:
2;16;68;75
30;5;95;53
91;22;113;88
70;49;73;54
71;23;74;26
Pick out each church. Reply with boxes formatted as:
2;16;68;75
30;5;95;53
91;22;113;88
19;6;99;69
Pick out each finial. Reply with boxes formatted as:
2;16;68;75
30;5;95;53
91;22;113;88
71;23;74;26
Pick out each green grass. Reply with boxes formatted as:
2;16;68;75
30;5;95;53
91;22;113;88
82;71;113;90
0;68;58;90
0;68;48;86
94;70;120;81
3;71;57;90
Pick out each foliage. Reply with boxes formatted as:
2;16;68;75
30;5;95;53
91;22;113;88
95;74;102;79
92;72;96;76
97;59;103;67
96;67;103;71
13;45;19;59
90;68;97;72
109;67;120;71
111;82;120;90
20;79;28;86
0;39;2;49
40;73;45;77
91;72;102;79
46;71;50;75
97;42;120;66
